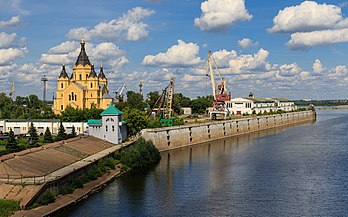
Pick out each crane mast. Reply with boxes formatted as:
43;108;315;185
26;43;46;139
206;50;231;119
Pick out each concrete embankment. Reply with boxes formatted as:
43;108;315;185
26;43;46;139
141;110;316;152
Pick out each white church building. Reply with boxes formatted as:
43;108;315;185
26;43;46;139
87;102;127;144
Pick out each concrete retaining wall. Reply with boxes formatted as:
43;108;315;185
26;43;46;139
141;110;316;152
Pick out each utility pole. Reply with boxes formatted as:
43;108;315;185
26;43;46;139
139;80;143;99
41;75;48;103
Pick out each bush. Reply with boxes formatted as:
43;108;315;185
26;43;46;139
118;137;160;169
36;191;55;206
0;199;19;217
72;179;84;189
59;185;74;195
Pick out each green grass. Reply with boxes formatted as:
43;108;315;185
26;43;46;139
0;145;6;151
0;199;20;217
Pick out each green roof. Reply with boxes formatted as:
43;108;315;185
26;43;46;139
87;119;102;125
101;102;123;115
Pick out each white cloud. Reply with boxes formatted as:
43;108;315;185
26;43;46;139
229;48;271;73
270;1;348;49
48;41;80;54
66;7;155;41
0;32;16;48
312;59;323;74
211;49;237;68
269;1;346;33
194;0;252;32
287;28;348;50
0;47;27;65
238;38;258;48
0;16;21;28
0;0;29;15
142;40;202;67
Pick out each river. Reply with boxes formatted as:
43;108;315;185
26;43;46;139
59;109;348;217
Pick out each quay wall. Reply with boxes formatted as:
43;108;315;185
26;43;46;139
141;110;316;152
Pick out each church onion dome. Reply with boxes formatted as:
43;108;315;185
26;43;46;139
98;65;106;79
89;64;97;78
59;64;69;78
75;38;91;66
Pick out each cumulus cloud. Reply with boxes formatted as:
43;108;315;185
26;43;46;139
269;1;346;33
0;32;17;48
287;28;348;50
40;40;129;75
270;1;348;49
0;16;21;28
0;47;27;65
312;59;323;74
142;40;202;67
229;49;271;73
66;7;155;41
194;0;252;32
238;38;258;48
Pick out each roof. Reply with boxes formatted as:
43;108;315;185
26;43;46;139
74;83;86;90
75;39;91;66
87;119;102;125
59;64;69;78
98;65;106;79
101;102;123;115
89;64;97;78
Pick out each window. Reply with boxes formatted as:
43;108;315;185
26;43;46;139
86;74;88;80
79;74;82;80
61;83;63;88
106;125;108;131
90;83;93;88
69;95;71;101
61;94;63;97
75;94;77;101
61;105;63;110
91;94;92;97
112;126;115;131
71;92;74;101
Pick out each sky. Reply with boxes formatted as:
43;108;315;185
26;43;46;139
1;0;348;100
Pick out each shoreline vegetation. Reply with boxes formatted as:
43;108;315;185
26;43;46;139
7;138;160;217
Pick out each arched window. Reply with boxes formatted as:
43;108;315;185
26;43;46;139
106;125;108;131
91;94;92;97
112;126;115;131
71;92;74;101
61;83;63;88
90;83;93;88
61;105;63;110
75;94;77;101
86;74;88;80
79;74;82;80
69;95;71;101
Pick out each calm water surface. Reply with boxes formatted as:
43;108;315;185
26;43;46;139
60;110;348;217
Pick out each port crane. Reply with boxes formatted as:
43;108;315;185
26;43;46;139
114;83;127;102
206;50;231;119
146;78;175;126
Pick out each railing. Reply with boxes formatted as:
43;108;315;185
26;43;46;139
0;174;63;185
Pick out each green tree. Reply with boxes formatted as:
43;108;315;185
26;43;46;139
6;129;19;152
125;91;144;110
71;125;76;137
43;127;53;144
57;122;67;141
28;122;39;147
122;108;147;136
191;95;214;114
146;91;160;110
173;93;191;115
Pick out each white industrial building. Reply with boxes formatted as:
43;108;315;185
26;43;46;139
0;119;87;135
226;96;297;115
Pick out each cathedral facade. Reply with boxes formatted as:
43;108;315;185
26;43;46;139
53;39;112;114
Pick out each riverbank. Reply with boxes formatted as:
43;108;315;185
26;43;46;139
141;110;316;151
12;167;123;217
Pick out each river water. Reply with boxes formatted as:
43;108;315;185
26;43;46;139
60;109;348;217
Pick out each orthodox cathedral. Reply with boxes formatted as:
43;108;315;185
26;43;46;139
53;39;113;114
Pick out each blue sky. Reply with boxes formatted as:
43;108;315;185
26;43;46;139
1;0;348;100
